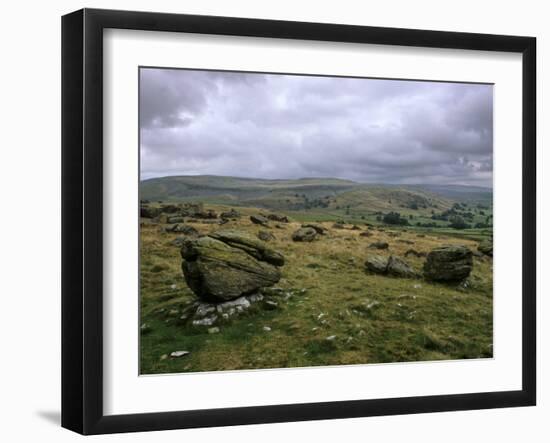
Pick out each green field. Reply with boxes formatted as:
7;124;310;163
139;181;493;374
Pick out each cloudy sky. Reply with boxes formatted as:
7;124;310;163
140;68;493;187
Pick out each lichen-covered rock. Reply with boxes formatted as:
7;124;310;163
477;240;493;257
365;255;388;274
291;227;317;242
386;256;418;278
423;245;473;281
181;232;284;302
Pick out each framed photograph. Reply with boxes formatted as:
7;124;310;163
62;8;536;435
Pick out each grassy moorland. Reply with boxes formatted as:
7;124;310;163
139;199;493;375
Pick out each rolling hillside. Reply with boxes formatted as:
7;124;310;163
140;175;492;215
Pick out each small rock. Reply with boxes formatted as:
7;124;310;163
170;350;190;358
208;327;220;334
263;326;272;332
292;227;317;242
326;335;337;341
250;214;269;226
369;241;389;250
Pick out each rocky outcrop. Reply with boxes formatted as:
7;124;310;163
423;245;473;281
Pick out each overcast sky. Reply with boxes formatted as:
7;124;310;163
140;68;493;187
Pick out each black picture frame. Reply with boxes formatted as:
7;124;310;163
62;8;536;435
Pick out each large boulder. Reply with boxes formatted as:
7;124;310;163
291;227;317;242
423;245;473;281
181;232;284;302
477;240;493;257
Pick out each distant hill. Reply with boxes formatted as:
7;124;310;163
140;175;492;214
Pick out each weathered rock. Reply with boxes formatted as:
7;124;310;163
359;231;373;237
257;230;275;242
365;255;388;274
386;256;418;278
388;232;401;237
291;227;317;242
477;240;493;257
181;232;284;302
351;225;361;230
210;230;284;266
423;245;473;281
368;241;389;250
332;222;346;229
302;223;327;235
140;206;161;218
250;214;269;226
266;213;289;223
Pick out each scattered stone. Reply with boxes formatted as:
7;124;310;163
388;232;401;237
250;214;269;226
208;327;220;334
266;213;289;223
359;231;373;237
291;227;317;242
423;245;473;281
161;204;180;214
263;300;279;310
166;216;184;224
263;326;272;332
140;323;151;334
332;221;346;229
386;255;418;278
170;350;190;358
351;225;361;230
258;230;275;242
302;223;328;235
368;241;389;250
477;240;493;257
192;315;218;327
365;255;388;274
220;209;240;219
417;234;426;238
326;335;337;341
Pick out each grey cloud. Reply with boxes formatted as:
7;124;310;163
140;68;493;187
